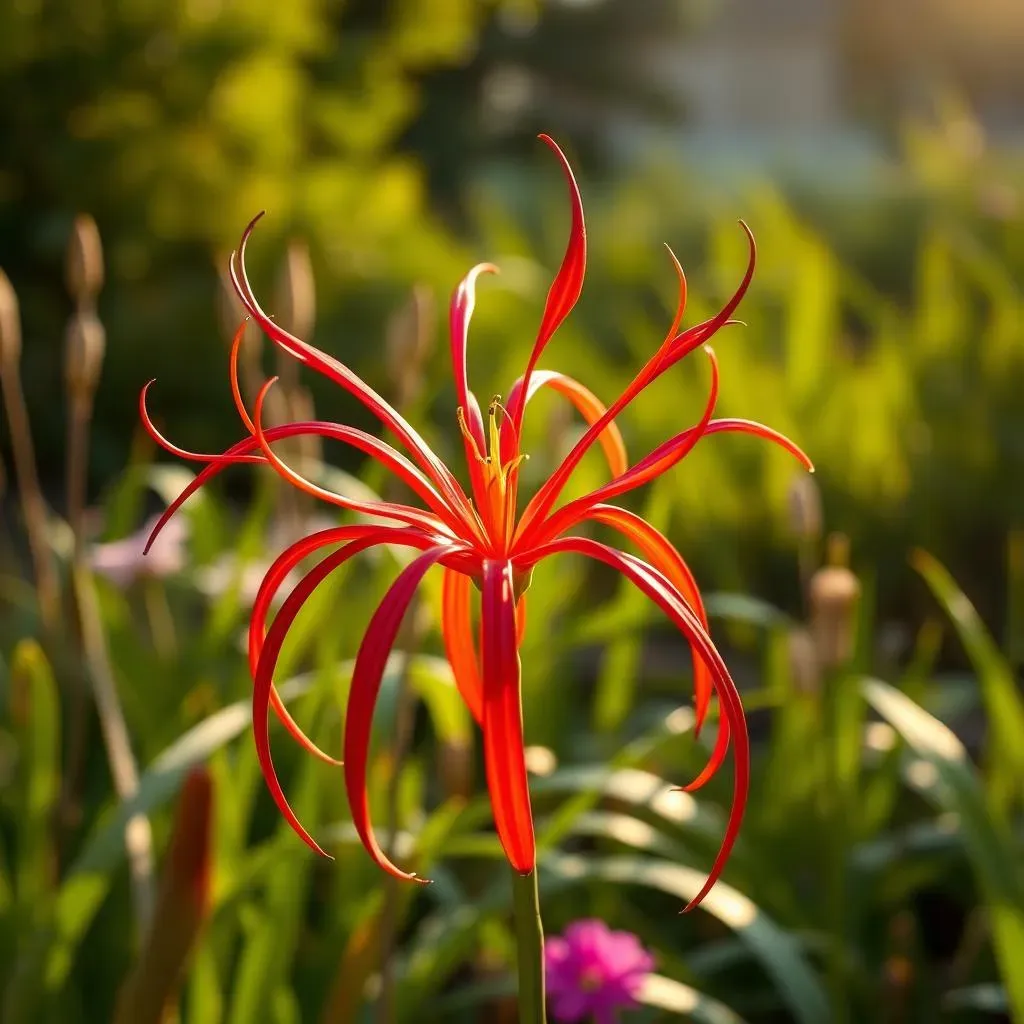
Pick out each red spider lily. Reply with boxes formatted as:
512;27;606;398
141;135;811;910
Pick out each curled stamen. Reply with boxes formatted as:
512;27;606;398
458;407;487;464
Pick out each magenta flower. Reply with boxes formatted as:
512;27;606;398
545;920;655;1023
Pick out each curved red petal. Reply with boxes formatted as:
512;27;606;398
579;506;714;736
515;227;756;545
511;135;587;445
450;262;496;454
344;546;456;882
525;537;749;910
679;714;731;793
578;505;731;791
251;379;463;539
250;524;445;765
252;536;386;857
481;560;535;873
228;318;257;435
518;348;719;552
140;381;263;466
228;221;479;532
253;532;461;859
502;370;627;476
624;416;814;494
143;410;469;556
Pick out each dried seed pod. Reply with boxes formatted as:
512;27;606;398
274;240;316;340
64;309;107;402
809;540;861;670
217;259;259;345
787;626;821;694
287;385;321;467
259;384;290;432
66;214;104;303
438;737;474;801
0;268;22;368
787;472;822;541
385;285;434;407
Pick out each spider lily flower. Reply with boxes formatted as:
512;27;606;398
140;136;811;910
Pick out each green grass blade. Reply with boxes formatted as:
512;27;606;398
863;677;1024;1018
639;974;749;1023
8;640;60;923
912;549;1024;813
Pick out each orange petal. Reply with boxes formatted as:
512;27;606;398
441;568;483;724
480;560;535;872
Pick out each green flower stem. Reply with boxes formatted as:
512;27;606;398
510;867;547;1024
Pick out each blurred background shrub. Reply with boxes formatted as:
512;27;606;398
1;0;1023;1021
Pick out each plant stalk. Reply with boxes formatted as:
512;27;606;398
510;867;546;1024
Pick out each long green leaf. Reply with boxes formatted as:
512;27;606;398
863;677;1024;1018
912;549;1024;813
9;640;60;923
639;973;749;1023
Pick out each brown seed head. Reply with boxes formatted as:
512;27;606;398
64;309;106;401
0;268;22;368
66;214;104;303
809;557;861;670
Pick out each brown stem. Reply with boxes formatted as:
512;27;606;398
71;561;156;932
0;368;59;631
65;395;92;558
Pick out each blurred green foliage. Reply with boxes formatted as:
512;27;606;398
1;5;1023;1020
1;0;1021;612
0;450;1022;1022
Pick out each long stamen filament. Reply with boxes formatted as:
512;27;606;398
458;406;487;464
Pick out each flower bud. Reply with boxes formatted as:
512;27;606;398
0;268;21;368
66;214;104;302
809;536;860;670
64;310;106;402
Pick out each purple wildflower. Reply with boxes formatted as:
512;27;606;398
544;919;655;1024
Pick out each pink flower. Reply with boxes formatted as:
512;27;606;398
545;920;654;1023
90;513;187;587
